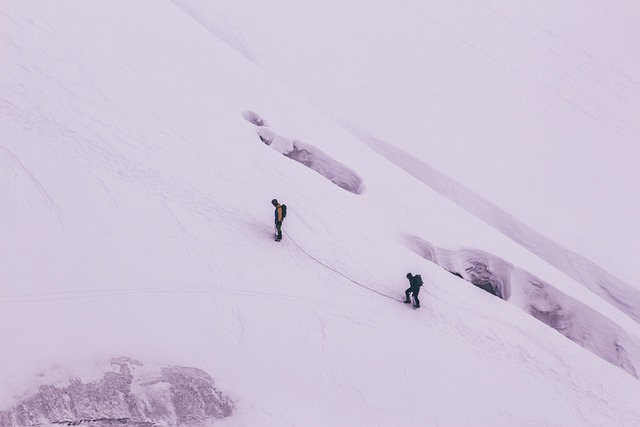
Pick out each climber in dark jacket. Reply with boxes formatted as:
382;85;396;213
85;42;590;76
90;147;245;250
404;273;423;308
272;199;284;242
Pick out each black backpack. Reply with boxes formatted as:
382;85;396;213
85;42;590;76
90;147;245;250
413;274;423;287
281;204;287;219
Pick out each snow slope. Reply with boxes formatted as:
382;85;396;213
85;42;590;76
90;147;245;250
180;0;640;287
1;1;640;426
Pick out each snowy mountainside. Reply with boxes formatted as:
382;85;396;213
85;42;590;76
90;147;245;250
181;0;640;286
1;1;640;426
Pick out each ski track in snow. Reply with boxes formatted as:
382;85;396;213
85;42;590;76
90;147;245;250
0;145;63;226
0;284;328;306
0;226;388;313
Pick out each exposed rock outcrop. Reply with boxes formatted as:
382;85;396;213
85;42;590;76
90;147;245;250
0;357;233;426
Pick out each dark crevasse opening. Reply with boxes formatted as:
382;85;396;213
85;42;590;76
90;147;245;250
405;235;640;379
249;117;364;195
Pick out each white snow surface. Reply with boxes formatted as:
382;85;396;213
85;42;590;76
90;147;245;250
1;1;640;426
178;0;640;286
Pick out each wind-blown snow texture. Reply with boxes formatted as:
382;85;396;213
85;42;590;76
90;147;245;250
2;1;640;426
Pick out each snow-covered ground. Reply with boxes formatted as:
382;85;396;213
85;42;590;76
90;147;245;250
182;0;640;286
1;1;639;426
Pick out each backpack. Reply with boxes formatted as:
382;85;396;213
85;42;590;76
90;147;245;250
281;204;287;219
413;274;423;287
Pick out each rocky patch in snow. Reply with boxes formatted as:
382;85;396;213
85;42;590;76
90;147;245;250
0;357;233;427
241;110;269;127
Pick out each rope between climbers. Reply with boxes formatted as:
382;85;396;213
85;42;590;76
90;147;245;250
283;230;397;301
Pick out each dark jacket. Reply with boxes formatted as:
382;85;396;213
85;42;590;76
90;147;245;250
408;274;423;292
